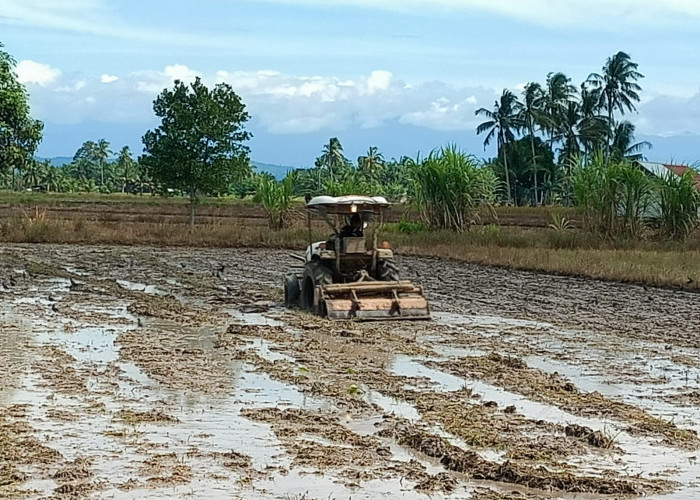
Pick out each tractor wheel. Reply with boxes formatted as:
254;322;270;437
301;262;333;313
377;259;400;281
284;274;300;307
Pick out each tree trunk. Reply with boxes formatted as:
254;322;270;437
607;92;614;154
189;190;196;228
500;132;512;205
529;123;538;205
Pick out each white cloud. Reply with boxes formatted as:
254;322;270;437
163;64;200;84
366;70;392;94
134;64;201;94
101;74;119;83
15;60;61;86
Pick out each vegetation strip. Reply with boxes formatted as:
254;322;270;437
380;420;673;495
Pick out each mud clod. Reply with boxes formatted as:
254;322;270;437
565;424;614;448
117;409;180;424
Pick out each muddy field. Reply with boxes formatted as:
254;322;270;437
1;244;699;499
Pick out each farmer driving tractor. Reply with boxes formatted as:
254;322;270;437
340;213;364;238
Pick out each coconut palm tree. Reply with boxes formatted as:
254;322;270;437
540;72;576;148
115;145;138;192
518;82;545;204
22;159;45;189
476;89;522;204
94;138;112;187
357;146;385;181
42;164;65;192
610;121;651;161
315;137;347;183
587;51;644;123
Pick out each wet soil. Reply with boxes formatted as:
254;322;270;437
1;244;699;499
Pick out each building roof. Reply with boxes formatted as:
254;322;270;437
637;162;700;192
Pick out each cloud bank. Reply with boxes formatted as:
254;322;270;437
19;61;700;146
23;63;497;134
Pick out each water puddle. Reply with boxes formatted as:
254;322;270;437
240;338;295;363
363;388;421;422
116;279;161;294
228;309;283;326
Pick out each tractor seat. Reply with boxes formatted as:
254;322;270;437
341;237;366;254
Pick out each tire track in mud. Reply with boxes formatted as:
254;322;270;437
216;318;680;495
2;244;700;499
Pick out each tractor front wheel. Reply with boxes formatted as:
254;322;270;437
301;263;333;314
284;274;300;307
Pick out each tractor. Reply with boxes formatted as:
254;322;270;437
283;195;430;321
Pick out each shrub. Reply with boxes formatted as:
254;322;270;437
255;173;295;230
396;220;427;234
409;145;498;232
572;152;652;238
655;170;700;240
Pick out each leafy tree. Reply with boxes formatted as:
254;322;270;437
73;140;96;162
72;141;98;180
492;137;555;205
141;77;251;225
0;42;43;188
66;157;95;183
476;89;522;205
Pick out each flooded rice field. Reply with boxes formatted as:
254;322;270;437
1;244;699;499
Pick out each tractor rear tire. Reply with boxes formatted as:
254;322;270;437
284;274;300;307
378;259;400;281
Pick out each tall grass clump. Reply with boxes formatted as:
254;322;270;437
409;145;498;232
255;172;295;230
655;170;700;240
572;152;652;238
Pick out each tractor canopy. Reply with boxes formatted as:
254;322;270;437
305;195;390;216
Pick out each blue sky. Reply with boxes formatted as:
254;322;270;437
2;0;700;166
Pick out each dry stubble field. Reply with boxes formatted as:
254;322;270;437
1;244;700;499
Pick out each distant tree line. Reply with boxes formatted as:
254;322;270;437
1;41;698;238
476;51;650;206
